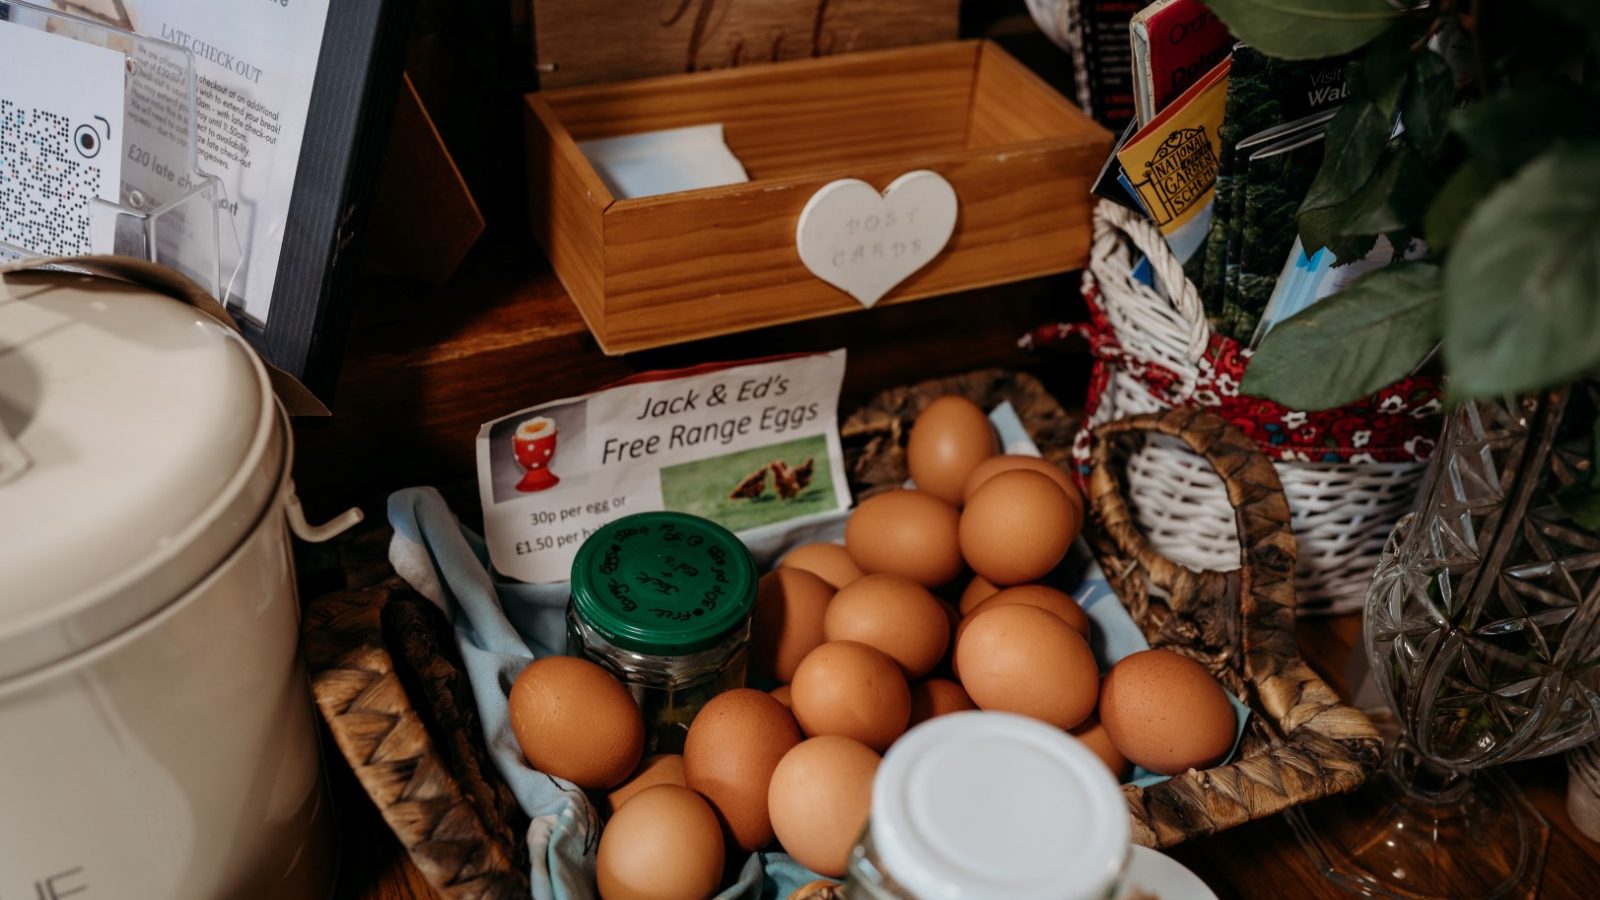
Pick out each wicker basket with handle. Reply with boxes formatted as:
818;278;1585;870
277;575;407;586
1070;200;1440;615
1085;406;1380;845
303;370;1379;898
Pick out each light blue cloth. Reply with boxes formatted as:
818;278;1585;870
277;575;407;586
387;486;840;900
382;403;1246;897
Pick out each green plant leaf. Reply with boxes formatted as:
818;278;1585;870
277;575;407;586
1557;484;1600;531
1301;100;1393;212
1442;143;1600;398
1401;51;1455;158
1451;84;1600;175
1241;262;1442;410
1423;159;1500;251
1356;26;1414;118
1342;144;1434;235
1298;200;1381;266
1201;0;1402;60
1300;188;1385;264
1297;98;1397;257
1292;200;1356;262
1299;142;1429;263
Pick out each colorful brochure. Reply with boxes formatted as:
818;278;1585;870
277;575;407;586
1130;0;1235;126
1116;55;1231;262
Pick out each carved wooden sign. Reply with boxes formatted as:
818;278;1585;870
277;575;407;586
531;0;959;88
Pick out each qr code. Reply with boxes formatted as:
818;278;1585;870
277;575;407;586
0;98;106;256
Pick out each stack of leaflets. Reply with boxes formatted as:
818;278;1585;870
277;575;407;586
1092;22;1421;350
1113;57;1231;265
1197;47;1355;341
1092;0;1234;271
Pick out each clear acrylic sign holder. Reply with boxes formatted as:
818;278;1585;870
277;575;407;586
0;1;240;301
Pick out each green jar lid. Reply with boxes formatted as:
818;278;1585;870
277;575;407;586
570;511;758;655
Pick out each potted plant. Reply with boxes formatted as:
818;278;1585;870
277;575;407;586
1204;1;1600;896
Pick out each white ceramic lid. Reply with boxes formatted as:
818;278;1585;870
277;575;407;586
871;711;1130;900
0;270;280;682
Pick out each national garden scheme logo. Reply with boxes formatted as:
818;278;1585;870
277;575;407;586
1130;127;1218;227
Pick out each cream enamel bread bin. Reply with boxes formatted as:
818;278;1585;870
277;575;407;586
0;264;360;900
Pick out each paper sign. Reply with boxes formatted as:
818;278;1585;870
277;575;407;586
0;20;125;256
126;0;332;324
478;351;853;584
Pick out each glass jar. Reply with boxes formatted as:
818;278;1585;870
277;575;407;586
567;511;757;753
845;711;1131;900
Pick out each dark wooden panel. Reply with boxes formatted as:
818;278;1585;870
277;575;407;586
292;234;1085;519
531;0;959;88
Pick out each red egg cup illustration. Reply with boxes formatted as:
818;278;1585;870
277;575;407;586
513;416;561;492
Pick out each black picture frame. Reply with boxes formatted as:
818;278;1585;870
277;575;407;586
234;0;417;399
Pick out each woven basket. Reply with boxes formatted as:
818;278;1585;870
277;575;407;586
1078;200;1434;614
303;370;1379;898
1085;407;1379;846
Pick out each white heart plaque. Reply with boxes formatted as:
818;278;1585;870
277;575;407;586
795;170;958;307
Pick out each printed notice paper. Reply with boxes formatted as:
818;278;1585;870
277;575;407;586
143;0;329;322
478;351;852;584
0;20;125;256
83;0;331;323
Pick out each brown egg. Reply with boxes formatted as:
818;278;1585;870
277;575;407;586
959;470;1078;585
960;454;1081;505
909;678;977;725
789;641;911;752
963;458;1086;569
752;568;836;682
596;784;723;900
844;490;963;588
956;605;1098;729
780;543;865;589
964;585;1089;637
906;395;998;505
792;880;844;899
508;656;643;789
1100;649;1236;776
823;574;950;677
770;684;794;708
957;574;1000;614
606;754;687;815
1070;717;1130;780
768;736;882;877
683;688;803;851
951;584;1091;683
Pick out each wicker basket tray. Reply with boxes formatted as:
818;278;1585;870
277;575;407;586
303;369;1379;898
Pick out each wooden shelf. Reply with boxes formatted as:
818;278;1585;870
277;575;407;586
291;230;1088;515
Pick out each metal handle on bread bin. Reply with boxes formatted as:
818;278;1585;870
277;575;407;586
285;481;363;543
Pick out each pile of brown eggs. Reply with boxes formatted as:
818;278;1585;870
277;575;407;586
507;396;1238;900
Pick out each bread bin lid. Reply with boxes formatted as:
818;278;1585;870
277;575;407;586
0;268;280;682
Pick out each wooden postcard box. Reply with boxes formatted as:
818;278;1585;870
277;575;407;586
525;40;1114;354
